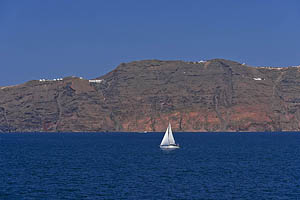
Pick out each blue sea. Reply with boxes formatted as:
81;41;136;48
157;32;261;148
1;132;300;199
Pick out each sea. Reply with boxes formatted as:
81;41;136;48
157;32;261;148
1;132;300;200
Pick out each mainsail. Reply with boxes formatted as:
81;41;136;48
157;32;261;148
168;123;176;145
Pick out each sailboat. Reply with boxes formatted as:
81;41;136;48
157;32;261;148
160;123;180;149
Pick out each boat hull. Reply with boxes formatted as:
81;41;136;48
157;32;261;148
160;145;180;149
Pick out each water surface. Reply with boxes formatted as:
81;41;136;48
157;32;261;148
1;132;300;199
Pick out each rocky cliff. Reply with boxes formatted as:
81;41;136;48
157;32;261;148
1;59;300;132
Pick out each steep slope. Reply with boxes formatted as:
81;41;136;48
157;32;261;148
1;59;300;132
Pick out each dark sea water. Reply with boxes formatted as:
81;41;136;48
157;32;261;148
1;132;300;200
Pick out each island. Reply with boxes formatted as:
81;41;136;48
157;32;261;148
1;59;300;132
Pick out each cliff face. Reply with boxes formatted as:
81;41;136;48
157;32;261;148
1;59;300;132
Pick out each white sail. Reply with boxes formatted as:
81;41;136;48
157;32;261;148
160;123;176;146
160;122;179;148
167;123;176;145
160;125;170;146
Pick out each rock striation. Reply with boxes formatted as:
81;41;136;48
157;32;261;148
1;59;300;132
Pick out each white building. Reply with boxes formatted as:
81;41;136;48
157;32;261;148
89;79;103;83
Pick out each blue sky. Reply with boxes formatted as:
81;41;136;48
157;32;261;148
1;0;300;86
